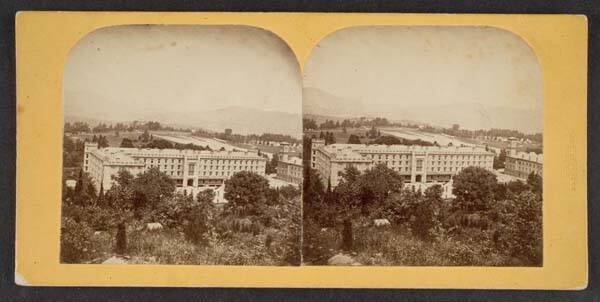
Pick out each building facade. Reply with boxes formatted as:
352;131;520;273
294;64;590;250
310;139;495;187
83;142;267;196
276;154;303;186
503;140;543;179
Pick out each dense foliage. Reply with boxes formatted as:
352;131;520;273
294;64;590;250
63;135;85;167
303;161;543;266
61;166;301;265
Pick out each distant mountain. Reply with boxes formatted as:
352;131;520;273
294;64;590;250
302;87;542;133
396;102;542;133
187;106;302;137
303;87;368;117
65;106;302;138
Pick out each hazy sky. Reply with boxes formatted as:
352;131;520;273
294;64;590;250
304;26;542;113
64;25;302;121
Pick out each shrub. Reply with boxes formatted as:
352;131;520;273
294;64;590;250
279;185;300;200
184;206;212;245
302;218;341;264
115;223;127;255
60;217;94;263
127;229;198;264
494;192;542;265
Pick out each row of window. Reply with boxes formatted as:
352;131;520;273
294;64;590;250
139;157;262;165
365;153;490;161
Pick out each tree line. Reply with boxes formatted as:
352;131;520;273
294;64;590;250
303;117;394;131
64;121;191;134
303;117;542;143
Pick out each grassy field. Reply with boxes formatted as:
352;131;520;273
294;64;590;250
82;219;291;265
304;219;514;266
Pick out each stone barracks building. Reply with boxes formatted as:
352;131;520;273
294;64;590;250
504;145;543;180
83;142;267;198
276;153;303;186
311;139;495;187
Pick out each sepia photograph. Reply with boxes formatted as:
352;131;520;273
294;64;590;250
60;25;303;265
14;10;590;289
302;26;543;266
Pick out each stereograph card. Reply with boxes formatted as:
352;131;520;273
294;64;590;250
15;12;587;288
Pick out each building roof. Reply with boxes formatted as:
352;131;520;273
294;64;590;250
508;151;543;164
93;148;144;166
322;143;494;156
92;146;265;166
279;156;303;166
321;145;371;162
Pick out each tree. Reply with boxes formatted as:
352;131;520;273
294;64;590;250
96;183;105;206
115;223;127;255
303;118;318;130
97;135;109;148
495;191;542;265
383;187;422;224
371;135;402;145
141;130;151;142
347;134;361;144
367;125;378;138
196;189;215;204
340;166;360;183
130;167;176;209
493;149;507;169
334;164;403;216
106;170;135;209
279;185;300;200
120;138;134;148
512;191;543;265
265;153;279;174
527;172;543;199
64;121;91;133
341;218;354;251
452;167;498;212
143;139;173;149
325;132;336;145
63;135;85;167
224;171;270;216
412;185;443;241
184;189;215;245
302;166;325;218
60;217;94;263
355;164;404;213
114;169;134;187
332;167;362;218
266;187;281;205
506;180;529;197
73;170;96;206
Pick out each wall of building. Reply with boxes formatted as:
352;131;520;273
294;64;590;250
311;140;495;187
82;144;267;200
505;157;543;179
276;161;303;185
